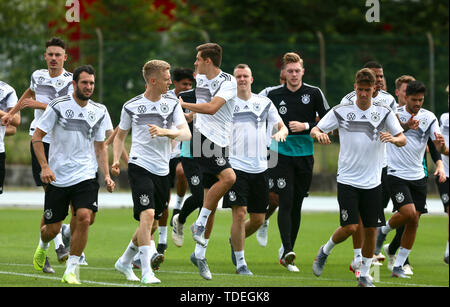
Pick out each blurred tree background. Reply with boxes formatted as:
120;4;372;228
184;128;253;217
1;0;448;146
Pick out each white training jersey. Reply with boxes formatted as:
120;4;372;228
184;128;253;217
340;89;398;167
440;113;449;177
229;94;282;174
387;106;441;180
318;100;403;189
258;85;283;97
0;81;18;153
119;93;187;176
29;69;74;143
36;94;110;187
194;71;237;147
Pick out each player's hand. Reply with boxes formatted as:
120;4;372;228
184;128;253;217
406;114;419;130
379;131;394;143
434;132;445;147
21;98;36;110
271;131;287;142
148;124;163;138
289;121;307;133
111;162;120;177
105;176;115;193
434;166;447;184
316;132;331;145
40;166;56;184
1;113;12;126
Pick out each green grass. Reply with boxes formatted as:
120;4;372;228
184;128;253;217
0;208;448;287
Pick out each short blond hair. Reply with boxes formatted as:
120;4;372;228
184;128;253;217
282;52;303;67
142;60;170;83
355;68;376;86
395;75;416;90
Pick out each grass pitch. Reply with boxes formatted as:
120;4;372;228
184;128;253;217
0;207;448;287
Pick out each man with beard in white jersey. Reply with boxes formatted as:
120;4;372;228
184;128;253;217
180;43;237;280
311;68;405;287
2;37;74;273
223;64;288;275
375;80;447;278
112;60;190;284
31;65;115;284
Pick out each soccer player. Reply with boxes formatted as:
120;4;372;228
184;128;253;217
2;37;74;273
223;64;288;275
263;52;329;271
180;43;237;280
112;60;190;284
375;80;446;278
0;81;20;195
311;68;405;287
381;75;443;275
31;65;115;284
340;62;399;275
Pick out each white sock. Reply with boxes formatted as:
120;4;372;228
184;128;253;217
196;207;212;227
120;240;139;265
150;240;157;255
235;250;247;268
158;226;167;245
353;248;362;260
39;238;49;250
54;233;63;249
194;239;209;259
394;247;411;268
65;255;80;275
323;237;336;255
381;222;393;235
445;241;449;257
139;245;151;277
360;256;373;277
175;195;184;210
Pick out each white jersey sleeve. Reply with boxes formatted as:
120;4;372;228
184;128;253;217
0;81;19;152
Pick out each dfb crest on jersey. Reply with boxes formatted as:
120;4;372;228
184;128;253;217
140;194;150;206
347;112;356;121
279;106;287;115
211;80;219;91
253;101;261;112
160;102;169;114
55;79;64;87
419;118;428;129
395;192;405;203
371;112;380;122
38;76;45;84
301;94;310;104
87;111;96;123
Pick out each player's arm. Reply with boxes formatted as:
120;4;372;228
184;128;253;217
94;140;115;193
310;126;331;145
184;111;195;123
433;132;449;156
397;113;419;132
379;131;406;147
179;96;226;115
111;128;129;177
147;122;191;141
105;126;129;165
31;128;55;184
0;109;20;127
271;121;288;142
